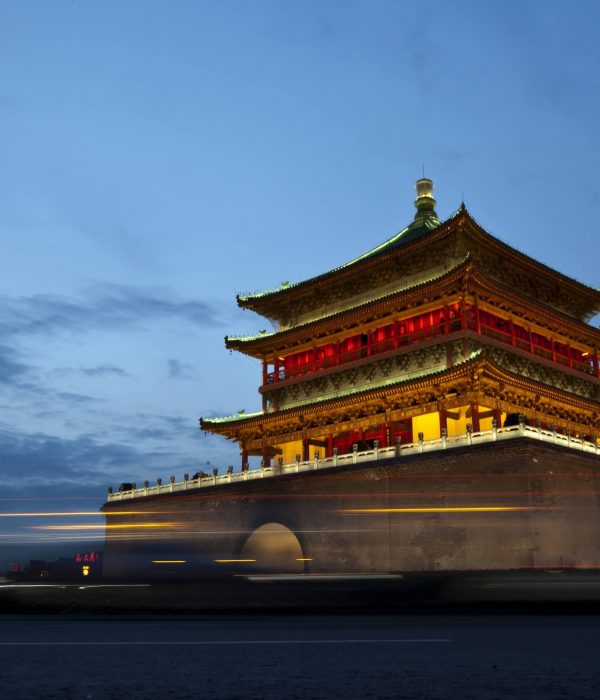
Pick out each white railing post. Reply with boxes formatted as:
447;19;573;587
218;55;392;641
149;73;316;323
108;421;600;502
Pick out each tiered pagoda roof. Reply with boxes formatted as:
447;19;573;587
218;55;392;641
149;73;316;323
236;204;600;326
227;257;600;358
202;178;600;450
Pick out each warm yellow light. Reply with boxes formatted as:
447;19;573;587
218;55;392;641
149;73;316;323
338;506;538;514
214;559;257;563
82;565;90;576
296;558;313;561
30;522;178;530
151;560;187;564
0;511;155;517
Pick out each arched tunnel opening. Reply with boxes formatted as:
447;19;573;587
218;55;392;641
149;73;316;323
241;523;305;573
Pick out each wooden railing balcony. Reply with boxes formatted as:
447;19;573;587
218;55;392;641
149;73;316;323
263;308;598;386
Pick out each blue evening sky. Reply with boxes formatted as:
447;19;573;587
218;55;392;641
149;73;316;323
1;0;599;562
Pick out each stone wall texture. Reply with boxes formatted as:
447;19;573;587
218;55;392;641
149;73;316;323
102;439;600;578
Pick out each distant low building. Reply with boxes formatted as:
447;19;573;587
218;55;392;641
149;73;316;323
7;551;103;580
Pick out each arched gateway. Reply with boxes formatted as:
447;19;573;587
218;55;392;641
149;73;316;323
241;523;304;573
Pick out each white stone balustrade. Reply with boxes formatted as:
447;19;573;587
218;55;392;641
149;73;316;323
107;423;600;502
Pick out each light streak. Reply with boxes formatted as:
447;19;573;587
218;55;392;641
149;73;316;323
0;511;156;517
338;506;541;514
214;559;257;563
151;560;187;564
29;522;178;530
296;558;313;561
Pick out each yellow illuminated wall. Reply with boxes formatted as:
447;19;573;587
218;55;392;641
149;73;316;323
446;406;469;437
278;439;303;464
412;412;441;441
445;406;505;436
478;405;502;433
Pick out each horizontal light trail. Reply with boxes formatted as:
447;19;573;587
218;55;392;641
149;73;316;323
29;523;178;531
0;639;453;647
214;559;257;563
246;574;405;582
0;584;151;589
151;560;187;564
338;506;541;514
0;511;155;517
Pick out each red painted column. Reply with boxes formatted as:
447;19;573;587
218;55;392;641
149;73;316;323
274;358;280;382
509;319;515;347
241;449;248;470
394;321;401;348
593;350;599;378
327;434;333;457
262;359;268;386
261;445;270;468
492;408;502;427
439;408;448;435
551;338;556;362
470;403;480;432
567;343;573;368
302;438;309;462
385;422;392;448
444;305;450;335
474;299;481;334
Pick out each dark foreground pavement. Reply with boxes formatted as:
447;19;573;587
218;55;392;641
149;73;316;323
0;614;599;699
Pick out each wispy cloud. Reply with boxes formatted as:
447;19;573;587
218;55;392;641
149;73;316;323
0;284;221;340
80;364;129;378
0;420;229;494
0;344;30;386
168;358;193;380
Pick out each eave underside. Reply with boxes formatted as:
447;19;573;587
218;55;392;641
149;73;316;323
228;260;600;359
200;355;600;445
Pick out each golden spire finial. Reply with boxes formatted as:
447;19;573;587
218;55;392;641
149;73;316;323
414;177;438;223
